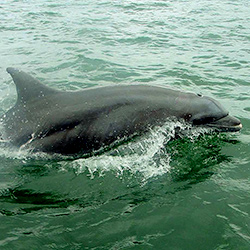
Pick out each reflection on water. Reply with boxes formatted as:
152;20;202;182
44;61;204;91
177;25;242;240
167;134;238;183
0;122;238;217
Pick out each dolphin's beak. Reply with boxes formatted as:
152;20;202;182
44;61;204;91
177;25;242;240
206;115;242;132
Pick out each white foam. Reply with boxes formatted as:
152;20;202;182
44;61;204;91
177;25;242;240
58;120;204;183
0;120;211;182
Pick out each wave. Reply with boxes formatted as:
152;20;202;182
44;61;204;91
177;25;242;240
0;119;213;183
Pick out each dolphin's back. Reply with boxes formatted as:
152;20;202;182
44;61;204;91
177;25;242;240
2;68;231;155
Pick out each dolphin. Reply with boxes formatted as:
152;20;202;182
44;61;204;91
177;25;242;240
1;67;242;155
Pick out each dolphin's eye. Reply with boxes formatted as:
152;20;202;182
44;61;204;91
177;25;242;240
197;93;203;97
184;114;192;121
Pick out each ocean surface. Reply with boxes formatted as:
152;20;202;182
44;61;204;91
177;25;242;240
0;0;249;249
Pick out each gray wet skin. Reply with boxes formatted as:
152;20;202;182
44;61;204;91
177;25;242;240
2;68;242;155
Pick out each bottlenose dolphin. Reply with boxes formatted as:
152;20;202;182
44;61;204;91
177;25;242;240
1;68;242;155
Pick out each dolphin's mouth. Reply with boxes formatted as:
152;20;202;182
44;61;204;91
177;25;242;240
205;115;242;132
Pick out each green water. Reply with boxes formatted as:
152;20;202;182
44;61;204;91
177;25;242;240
0;0;249;249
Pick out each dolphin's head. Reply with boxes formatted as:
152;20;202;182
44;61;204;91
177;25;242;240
185;94;242;132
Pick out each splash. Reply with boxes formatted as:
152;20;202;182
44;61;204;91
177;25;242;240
57;120;209;183
0;119;212;182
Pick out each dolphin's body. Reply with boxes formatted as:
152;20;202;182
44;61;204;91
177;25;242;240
1;68;242;155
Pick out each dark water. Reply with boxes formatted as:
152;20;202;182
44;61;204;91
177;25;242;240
0;0;249;249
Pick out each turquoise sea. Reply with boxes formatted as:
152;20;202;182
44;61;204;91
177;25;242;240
0;0;249;249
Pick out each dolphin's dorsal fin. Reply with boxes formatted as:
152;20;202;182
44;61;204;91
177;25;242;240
7;67;60;104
